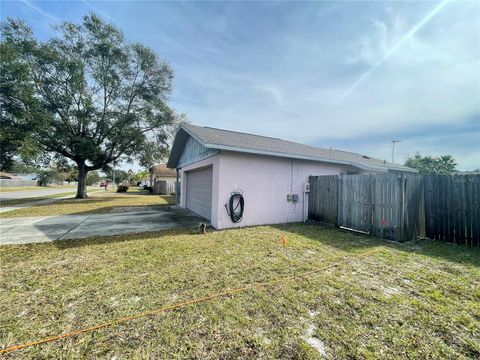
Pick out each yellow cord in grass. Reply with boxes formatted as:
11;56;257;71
1;249;382;354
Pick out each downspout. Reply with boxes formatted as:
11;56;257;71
176;168;179;205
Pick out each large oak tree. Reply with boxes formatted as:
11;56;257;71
0;14;174;198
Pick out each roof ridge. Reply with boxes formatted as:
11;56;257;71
186;124;284;141
186;124;362;156
180;124;415;172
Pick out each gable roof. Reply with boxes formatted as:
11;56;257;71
167;124;416;173
0;171;22;179
150;164;176;177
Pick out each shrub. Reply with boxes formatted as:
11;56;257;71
116;185;129;193
36;170;65;186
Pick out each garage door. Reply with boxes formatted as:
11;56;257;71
186;166;212;220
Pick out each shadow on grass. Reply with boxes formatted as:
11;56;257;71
60;204;172;216
53;228;199;250
38;221;480;268
0;197;52;207
274;222;480;268
2;193;175;216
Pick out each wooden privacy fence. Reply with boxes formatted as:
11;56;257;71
0;179;38;187
152;180;177;195
424;175;479;246
0;180;78;187
308;174;479;246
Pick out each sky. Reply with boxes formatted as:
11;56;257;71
1;0;479;171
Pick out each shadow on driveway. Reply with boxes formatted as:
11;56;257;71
0;206;208;245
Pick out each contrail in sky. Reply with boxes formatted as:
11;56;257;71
338;0;451;103
20;0;60;23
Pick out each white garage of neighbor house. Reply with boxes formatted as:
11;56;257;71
167;124;416;229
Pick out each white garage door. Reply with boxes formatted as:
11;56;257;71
186;166;212;220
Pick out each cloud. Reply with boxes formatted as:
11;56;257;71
2;0;479;170
338;0;451;102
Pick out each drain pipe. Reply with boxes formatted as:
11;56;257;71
176;168;179;205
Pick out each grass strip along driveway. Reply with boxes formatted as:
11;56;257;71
0;192;79;207
0;190;175;217
1;224;479;359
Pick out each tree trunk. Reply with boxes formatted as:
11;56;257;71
76;163;88;199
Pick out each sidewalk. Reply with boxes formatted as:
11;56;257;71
0;189;104;214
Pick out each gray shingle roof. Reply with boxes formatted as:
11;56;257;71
168;124;416;173
150;164;176;177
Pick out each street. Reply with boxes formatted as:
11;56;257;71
0;186;93;201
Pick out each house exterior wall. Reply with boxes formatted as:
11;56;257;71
152;175;176;183
178;136;218;168
215;151;359;229
176;149;377;230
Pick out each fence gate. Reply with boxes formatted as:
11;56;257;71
338;175;372;234
308;175;338;224
309;174;424;242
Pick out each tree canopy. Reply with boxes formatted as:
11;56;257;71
103;167;128;185
0;19;42;170
0;14;175;198
404;153;457;175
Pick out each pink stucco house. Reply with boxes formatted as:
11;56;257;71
167;124;415;229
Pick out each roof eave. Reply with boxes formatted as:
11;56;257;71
205;143;385;172
170;125;418;174
385;166;418;173
167;125;211;168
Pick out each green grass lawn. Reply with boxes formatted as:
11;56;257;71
0;190;175;217
0;224;479;359
0;192;79;207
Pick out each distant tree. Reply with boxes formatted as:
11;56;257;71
36;169;65;186
0;14;175;198
104;168;128;185
86;171;101;186
133;170;149;183
139;112;190;169
53;158;75;173
404;153;457;175
8;162;39;174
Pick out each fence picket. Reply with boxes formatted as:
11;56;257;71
308;173;479;246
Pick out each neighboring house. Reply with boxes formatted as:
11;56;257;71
454;171;480;175
167;124;416;229
0;172;21;179
149;164;177;185
149;164;178;195
13;173;38;181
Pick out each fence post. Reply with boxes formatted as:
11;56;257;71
368;174;373;234
336;175;341;228
419;177;426;237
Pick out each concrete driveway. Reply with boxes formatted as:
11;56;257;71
0;206;208;245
